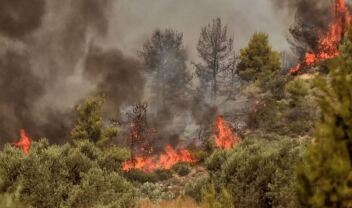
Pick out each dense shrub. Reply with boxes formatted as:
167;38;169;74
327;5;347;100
184;173;210;202
172;163;191;176
138;182;175;202
205;137;303;208
0;139;136;208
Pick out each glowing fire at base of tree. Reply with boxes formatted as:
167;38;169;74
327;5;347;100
214;116;240;150
122;145;196;172
290;0;351;74
13;129;32;155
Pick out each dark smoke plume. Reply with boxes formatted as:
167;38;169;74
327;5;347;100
0;0;114;145
0;50;43;141
84;45;145;118
0;0;45;39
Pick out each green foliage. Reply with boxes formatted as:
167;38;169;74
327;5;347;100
124;169;158;183
138;182;175;202
237;32;314;136
172;163;191;176
0;139;136;208
284;79;315;136
205;137;302;208
296;27;352;207
184;173;210;202
237;32;281;85
0;186;27;208
71;96;117;147
124;169;173;184
201;183;234;208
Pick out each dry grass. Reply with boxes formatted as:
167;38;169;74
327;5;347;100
138;197;200;208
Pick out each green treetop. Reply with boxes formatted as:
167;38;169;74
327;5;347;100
71;96;117;147
237;32;281;89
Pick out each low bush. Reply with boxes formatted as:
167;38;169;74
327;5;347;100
172;163;191;176
205;137;303;208
138;182;175;202
0;139;137;208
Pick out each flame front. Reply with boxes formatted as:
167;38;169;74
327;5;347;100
290;0;351;74
123;145;196;172
14;129;32;155
214;116;240;150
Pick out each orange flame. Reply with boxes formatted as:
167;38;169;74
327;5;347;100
290;0;351;74
14;129;32;155
122;145;196;172
214;116;240;150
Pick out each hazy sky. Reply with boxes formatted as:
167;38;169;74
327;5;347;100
106;0;292;59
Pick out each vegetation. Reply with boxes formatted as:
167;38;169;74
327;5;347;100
194;17;235;101
296;27;352;207
1;13;351;207
205;137;303;208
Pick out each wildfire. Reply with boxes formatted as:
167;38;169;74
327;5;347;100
123;145;196;172
290;0;351;74
14;129;32;155
214;116;240;150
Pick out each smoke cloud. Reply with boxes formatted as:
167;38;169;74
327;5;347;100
1;0;337;147
84;45;145;118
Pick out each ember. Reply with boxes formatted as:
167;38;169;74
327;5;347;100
122;145;196;172
290;0;351;74
14;129;32;155
214;116;240;150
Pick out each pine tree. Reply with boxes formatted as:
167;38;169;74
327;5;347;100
296;27;352;207
71;96;117;147
194;17;235;102
237;32;281;89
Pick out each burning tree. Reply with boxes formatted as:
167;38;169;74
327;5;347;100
123;103;197;172
13;129;32;155
214;116;240;150
290;0;351;74
126;103;154;159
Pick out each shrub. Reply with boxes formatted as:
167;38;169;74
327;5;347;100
0;139;136;208
138;182;175;202
184;173;210;202
201;183;234;208
172;163;191;176
205;137;303;208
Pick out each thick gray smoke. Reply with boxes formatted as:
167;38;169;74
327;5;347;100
84;45;145;119
0;0;117;145
2;0;335;147
0;0;45;39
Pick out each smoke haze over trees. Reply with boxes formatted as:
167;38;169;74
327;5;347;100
0;0;349;147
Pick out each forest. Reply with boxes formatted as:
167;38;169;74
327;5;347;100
1;0;352;207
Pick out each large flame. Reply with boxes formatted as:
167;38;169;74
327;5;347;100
214;116;240;150
123;145;196;172
290;0;351;74
14;129;32;155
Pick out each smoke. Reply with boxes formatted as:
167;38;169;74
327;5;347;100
0;0;45;39
1;0;338;147
270;0;351;56
0;0;114;145
83;45;145;118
